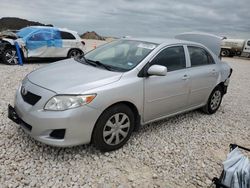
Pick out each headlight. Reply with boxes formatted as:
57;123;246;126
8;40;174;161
44;94;96;111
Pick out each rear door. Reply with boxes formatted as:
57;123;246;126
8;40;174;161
60;31;77;57
42;31;77;57
41;30;64;58
186;45;219;107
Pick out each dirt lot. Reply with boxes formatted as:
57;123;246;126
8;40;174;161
0;56;249;188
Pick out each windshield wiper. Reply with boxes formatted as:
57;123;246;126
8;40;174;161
75;55;96;67
86;59;113;71
75;55;125;72
75;55;112;71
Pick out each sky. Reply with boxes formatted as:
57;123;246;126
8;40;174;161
1;0;249;39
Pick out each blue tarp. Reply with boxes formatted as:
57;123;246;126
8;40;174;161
17;27;63;50
14;42;23;65
17;27;38;38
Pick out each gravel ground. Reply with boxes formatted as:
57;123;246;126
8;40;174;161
0;57;250;188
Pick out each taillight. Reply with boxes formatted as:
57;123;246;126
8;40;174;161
81;41;85;46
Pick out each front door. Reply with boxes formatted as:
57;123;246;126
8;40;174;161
143;46;190;122
26;30;53;58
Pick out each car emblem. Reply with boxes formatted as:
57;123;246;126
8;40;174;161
21;86;28;95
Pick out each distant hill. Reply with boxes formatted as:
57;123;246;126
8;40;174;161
0;17;116;40
0;17;53;31
80;31;105;40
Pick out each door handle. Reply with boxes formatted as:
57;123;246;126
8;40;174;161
182;74;190;80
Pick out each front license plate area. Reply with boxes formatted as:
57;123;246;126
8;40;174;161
8;104;21;124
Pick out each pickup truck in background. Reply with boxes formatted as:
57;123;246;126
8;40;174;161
220;39;250;58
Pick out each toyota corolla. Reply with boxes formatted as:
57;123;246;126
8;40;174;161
8;33;232;151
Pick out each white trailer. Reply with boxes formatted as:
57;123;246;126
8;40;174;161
221;39;250;58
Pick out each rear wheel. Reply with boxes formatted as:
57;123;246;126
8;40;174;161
2;47;19;65
92;104;135;152
202;86;223;114
67;49;83;58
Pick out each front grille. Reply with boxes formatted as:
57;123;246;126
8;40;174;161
21;91;41;105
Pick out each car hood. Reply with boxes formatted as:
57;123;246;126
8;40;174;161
27;59;123;94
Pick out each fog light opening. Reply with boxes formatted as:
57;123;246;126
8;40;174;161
49;129;66;139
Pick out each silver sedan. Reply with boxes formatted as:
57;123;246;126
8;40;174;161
8;35;232;151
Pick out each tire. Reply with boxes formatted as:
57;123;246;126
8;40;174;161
92;104;135;152
2;47;19;65
220;49;230;57
202;86;223;114
67;49;83;58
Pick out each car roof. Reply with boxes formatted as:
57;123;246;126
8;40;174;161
27;26;78;34
122;37;200;46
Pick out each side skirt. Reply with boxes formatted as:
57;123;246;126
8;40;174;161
141;104;205;126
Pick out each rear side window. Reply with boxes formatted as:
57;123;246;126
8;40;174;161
188;46;215;67
247;41;250;46
60;31;76;40
150;46;186;71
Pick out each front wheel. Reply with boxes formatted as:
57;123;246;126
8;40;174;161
2;47;19;65
92;104;135;152
202;86;223;114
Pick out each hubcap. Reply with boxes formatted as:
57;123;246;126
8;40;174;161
103;113;130;145
70;50;80;58
210;90;221;110
221;50;229;57
5;50;18;64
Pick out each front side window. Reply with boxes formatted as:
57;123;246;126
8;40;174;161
247;40;250;46
84;40;157;71
150;46;186;71
29;32;52;41
188;46;214;67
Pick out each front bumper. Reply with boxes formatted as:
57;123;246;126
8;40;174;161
8;104;32;131
8;82;101;147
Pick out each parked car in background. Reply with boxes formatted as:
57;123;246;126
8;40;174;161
220;38;250;58
8;34;232;151
0;26;85;65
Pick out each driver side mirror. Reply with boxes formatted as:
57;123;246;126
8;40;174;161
147;65;167;76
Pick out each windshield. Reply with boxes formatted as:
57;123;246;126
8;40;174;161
16;27;36;38
84;40;157;71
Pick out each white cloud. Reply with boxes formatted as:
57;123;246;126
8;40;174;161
0;0;249;38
